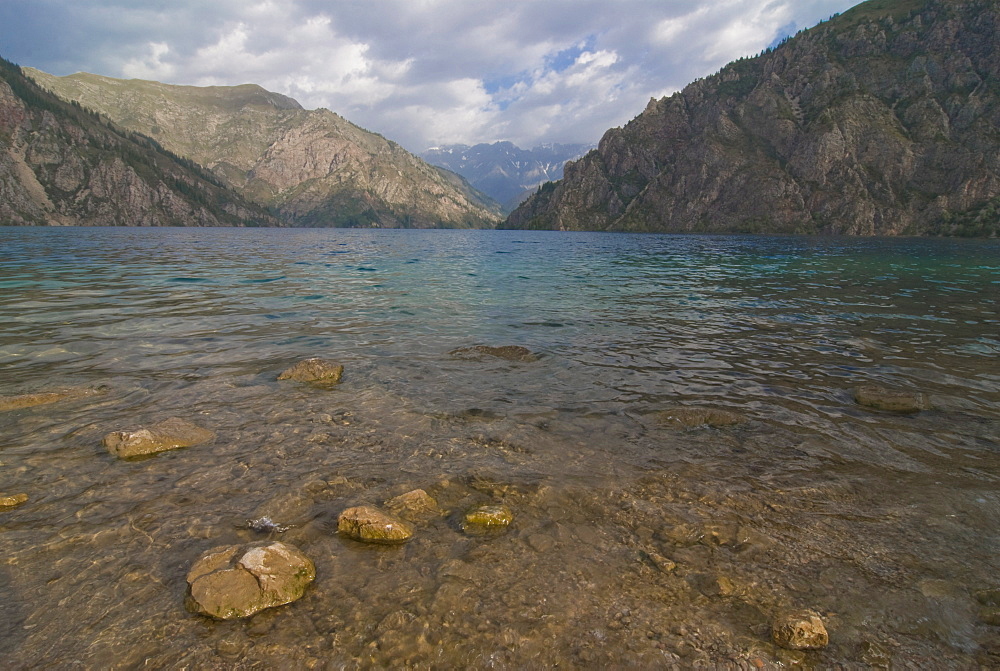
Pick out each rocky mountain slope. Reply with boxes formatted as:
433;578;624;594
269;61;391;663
421;141;593;212
506;0;1000;236
26;69;501;228
0;57;274;227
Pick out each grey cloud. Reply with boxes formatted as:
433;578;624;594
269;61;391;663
0;0;860;151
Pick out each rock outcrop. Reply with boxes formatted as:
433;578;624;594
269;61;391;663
186;541;315;620
103;417;215;459
0;57;275;227
507;0;1000;237
25;68;502;229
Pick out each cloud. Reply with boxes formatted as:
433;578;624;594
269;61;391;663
0;0;860;151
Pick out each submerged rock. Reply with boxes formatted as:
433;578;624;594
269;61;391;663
656;406;746;428
338;505;413;544
103;417;215;459
853;385;928;413
186;541;315;620
771;609;829;650
277;358;344;384
0;493;28;510
450;345;538;362
462;503;514;534
0;386;105;412
385;489;440;520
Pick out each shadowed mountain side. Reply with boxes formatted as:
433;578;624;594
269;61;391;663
26;69;502;229
506;0;1000;237
1;57;276;227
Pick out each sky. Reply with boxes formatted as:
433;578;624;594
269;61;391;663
0;0;861;153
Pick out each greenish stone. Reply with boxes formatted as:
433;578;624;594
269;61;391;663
462;504;514;534
277;358;344;384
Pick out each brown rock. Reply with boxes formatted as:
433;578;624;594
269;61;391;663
385;489;439;519
103;417;215;459
854;385;928;413
186;541;315;620
277;358;344;384
771;609;829;650
0;493;29;509
338;505;413;544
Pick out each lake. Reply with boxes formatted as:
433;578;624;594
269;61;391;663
1;226;998;668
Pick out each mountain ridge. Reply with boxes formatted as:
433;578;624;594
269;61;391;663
26;68;501;228
506;0;1000;236
1;57;277;227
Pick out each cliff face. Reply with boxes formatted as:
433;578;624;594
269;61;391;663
0;58;274;227
26;70;501;229
507;0;1000;236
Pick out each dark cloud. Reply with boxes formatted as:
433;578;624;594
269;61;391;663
0;0;859;151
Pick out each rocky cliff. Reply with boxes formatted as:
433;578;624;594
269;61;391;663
0;57;275;227
26;70;501;229
506;0;1000;236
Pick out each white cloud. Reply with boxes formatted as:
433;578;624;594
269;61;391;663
121;42;175;80
1;0;861;151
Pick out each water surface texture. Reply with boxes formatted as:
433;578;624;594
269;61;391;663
1;227;999;668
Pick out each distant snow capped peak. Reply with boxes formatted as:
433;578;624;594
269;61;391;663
420;140;595;213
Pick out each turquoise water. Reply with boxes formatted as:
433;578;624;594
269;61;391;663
1;227;999;668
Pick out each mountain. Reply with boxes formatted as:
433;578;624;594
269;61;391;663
421;141;594;212
25;69;501;229
0;57;274;227
507;0;1000;237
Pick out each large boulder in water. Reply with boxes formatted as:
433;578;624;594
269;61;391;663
277;358;344;384
338;505;413;544
186;541;315;620
103;417;215;459
854;385;928;413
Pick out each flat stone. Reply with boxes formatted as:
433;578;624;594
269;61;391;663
771;609;829;650
385;489;439;519
462;503;514;534
450;345;538;362
0;386;105;412
338;505;413;544
656;406;746;428
277;358;344;384
104;417;215;459
186;541;315;620
0;493;29;509
854;385;928;413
